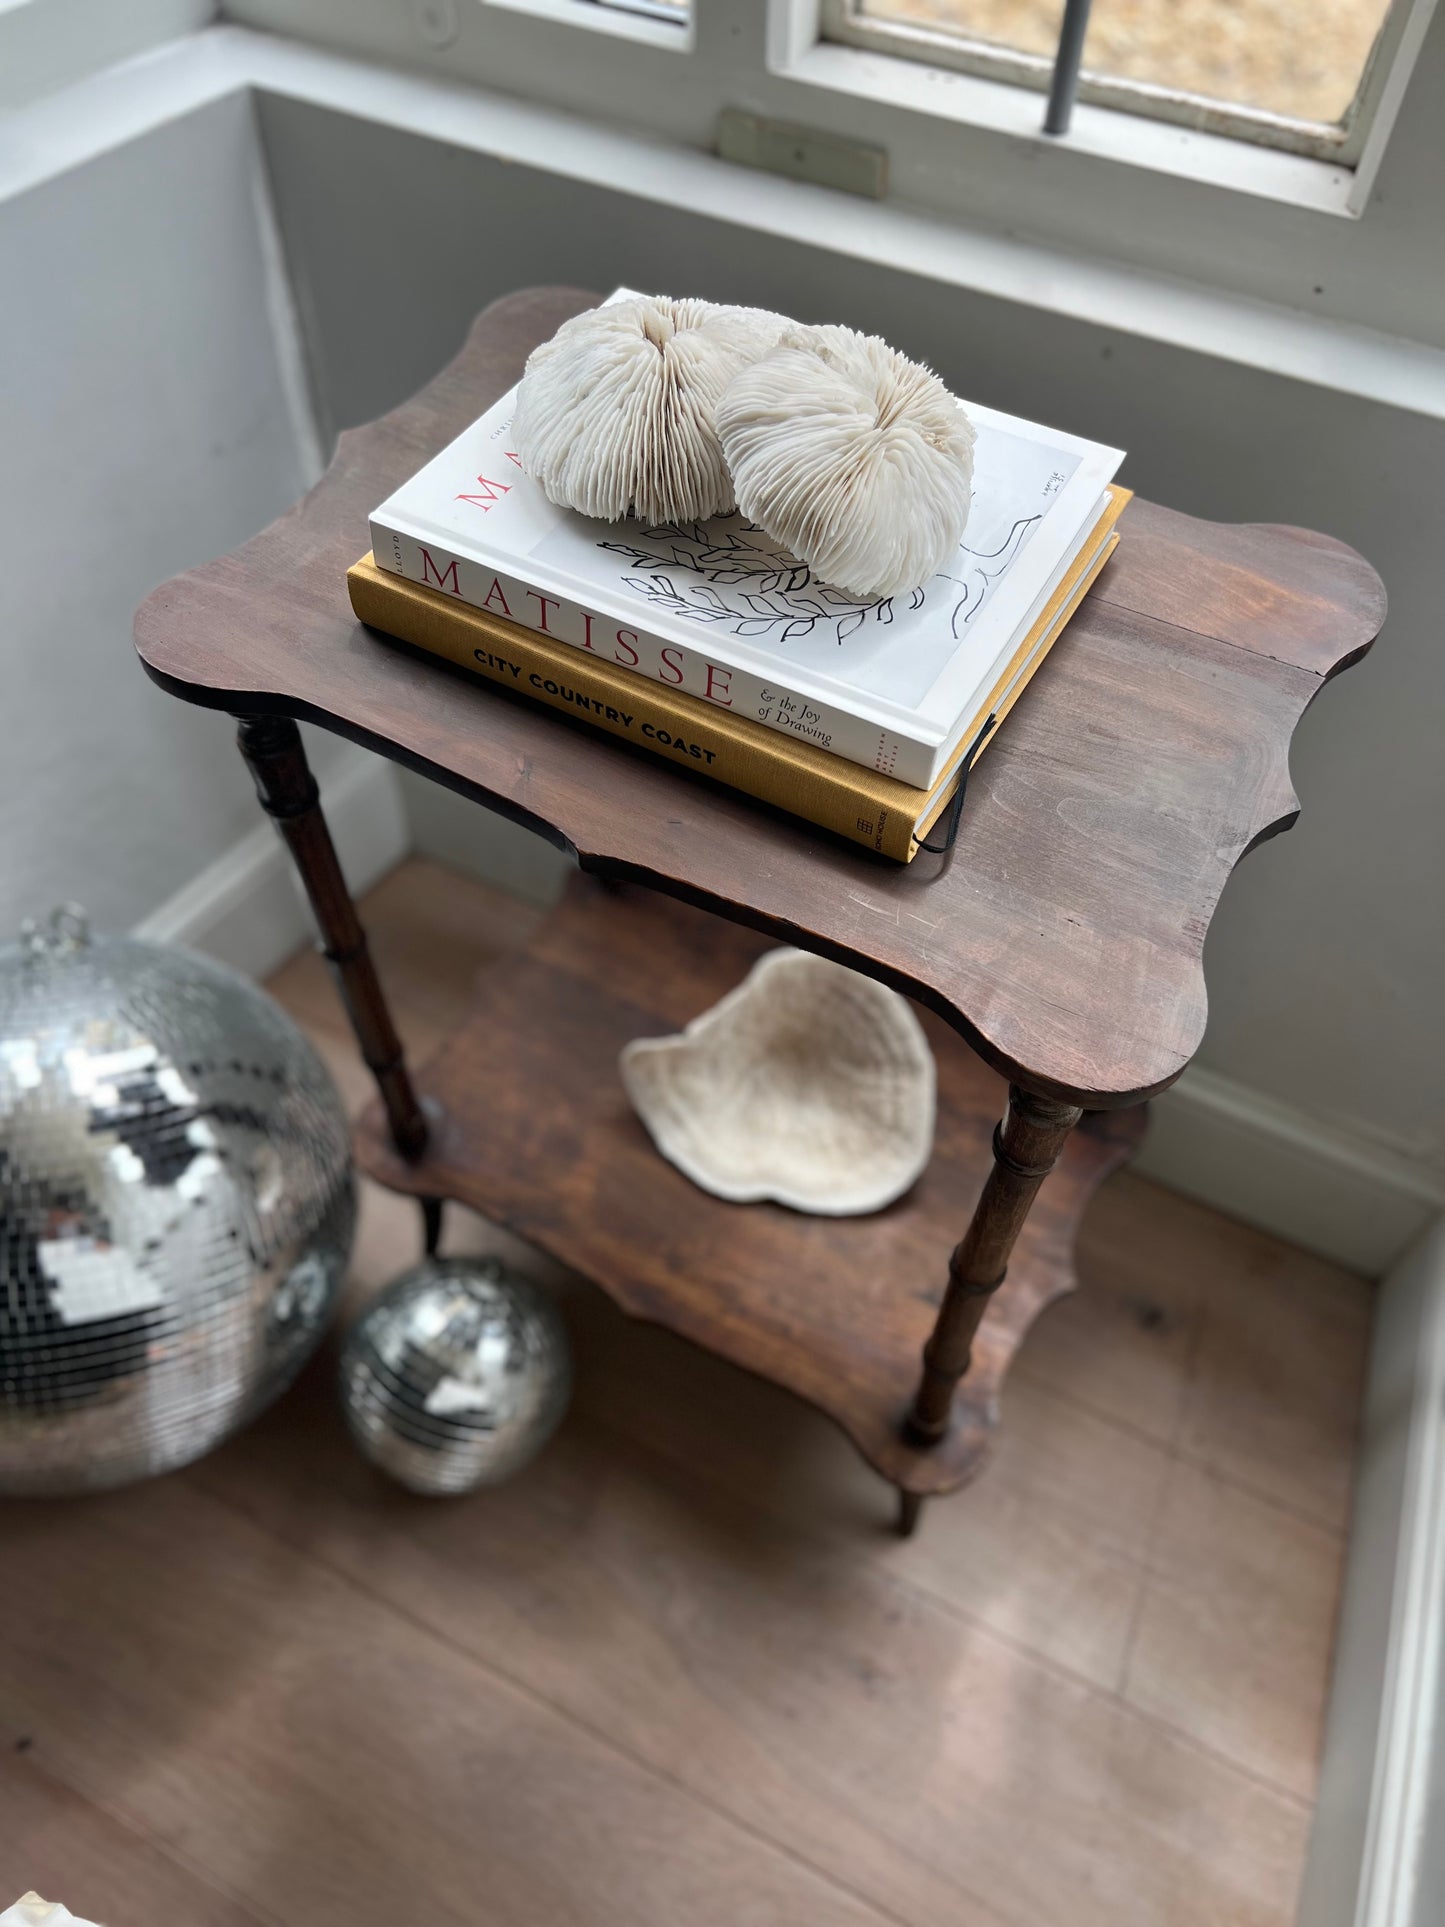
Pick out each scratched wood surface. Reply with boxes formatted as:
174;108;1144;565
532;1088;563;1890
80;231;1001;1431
357;873;1143;1498
132;287;1386;1107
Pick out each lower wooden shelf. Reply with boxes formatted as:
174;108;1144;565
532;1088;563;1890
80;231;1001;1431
355;876;1145;1498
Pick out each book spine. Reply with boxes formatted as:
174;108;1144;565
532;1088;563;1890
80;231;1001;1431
369;519;939;787
348;569;922;861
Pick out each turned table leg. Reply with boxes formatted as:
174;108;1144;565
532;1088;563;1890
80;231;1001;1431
237;719;435;1238
898;1084;1082;1533
896;1490;924;1538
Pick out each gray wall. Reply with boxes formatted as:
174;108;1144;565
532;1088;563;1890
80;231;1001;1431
257;96;1444;1188
0;91;346;938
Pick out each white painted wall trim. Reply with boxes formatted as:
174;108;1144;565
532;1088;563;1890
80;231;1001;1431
1300;1214;1445;1926
0;0;213;113
133;745;408;978
245;84;329;487
5;27;1445;421
1137;1065;1445;1276
208;0;1445;351
229;30;1445;419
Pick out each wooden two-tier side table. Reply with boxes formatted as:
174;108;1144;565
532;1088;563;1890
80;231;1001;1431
134;287;1386;1534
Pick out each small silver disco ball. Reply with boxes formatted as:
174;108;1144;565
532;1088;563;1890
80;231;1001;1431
340;1256;572;1494
0;906;355;1495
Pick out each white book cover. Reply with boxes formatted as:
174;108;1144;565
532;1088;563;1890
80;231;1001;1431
371;345;1123;788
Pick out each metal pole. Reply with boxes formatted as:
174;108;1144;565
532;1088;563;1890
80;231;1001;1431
1043;0;1093;136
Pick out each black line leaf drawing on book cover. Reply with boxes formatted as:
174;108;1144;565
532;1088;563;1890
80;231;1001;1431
596;520;923;645
595;510;1042;647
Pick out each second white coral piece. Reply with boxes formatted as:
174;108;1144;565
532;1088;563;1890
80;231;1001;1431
620;947;936;1216
716;323;975;600
1;1900;102;1927
512;295;784;524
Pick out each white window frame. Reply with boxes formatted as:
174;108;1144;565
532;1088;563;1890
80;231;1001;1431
468;0;1436;196
7;0;1435;216
819;0;1425;167
123;0;1445;352
207;0;1438;215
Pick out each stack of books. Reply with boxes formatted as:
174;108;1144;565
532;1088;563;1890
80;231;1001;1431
351;370;1126;860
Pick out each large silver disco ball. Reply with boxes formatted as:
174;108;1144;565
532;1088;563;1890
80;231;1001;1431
340;1256;572;1494
0;906;355;1495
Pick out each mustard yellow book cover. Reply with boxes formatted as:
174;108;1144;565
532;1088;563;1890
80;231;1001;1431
348;489;1127;861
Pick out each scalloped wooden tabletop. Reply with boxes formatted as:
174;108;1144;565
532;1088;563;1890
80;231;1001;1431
134;285;1386;1107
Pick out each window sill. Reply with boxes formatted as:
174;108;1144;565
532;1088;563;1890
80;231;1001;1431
482;0;689;54
9;23;1441;406
782;40;1361;218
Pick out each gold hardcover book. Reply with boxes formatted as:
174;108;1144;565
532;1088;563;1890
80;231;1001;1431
348;488;1128;861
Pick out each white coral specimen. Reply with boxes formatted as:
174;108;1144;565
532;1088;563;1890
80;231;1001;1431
1;1901;100;1927
620;947;935;1215
512;295;785;524
716;324;975;600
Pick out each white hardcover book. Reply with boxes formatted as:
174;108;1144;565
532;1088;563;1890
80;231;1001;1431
371;359;1123;788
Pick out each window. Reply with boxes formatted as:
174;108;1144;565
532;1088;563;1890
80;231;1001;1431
824;0;1413;159
213;0;1445;338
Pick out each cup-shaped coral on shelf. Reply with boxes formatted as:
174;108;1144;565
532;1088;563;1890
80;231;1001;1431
620;947;936;1216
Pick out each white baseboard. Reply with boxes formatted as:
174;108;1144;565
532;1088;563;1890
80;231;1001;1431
1300;1214;1445;1927
1137;1065;1445;1277
132;744;409;978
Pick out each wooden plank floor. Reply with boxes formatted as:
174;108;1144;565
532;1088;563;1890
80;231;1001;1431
0;858;1372;1927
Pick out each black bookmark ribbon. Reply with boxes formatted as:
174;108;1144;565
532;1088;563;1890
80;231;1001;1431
916;714;996;857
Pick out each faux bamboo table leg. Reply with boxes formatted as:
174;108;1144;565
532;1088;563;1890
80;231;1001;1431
237;717;443;1244
897;1084;1083;1535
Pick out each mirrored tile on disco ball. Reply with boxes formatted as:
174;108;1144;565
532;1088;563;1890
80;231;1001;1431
0;908;355;1494
340;1256;572;1494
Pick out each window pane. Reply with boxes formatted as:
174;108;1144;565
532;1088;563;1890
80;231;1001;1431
855;0;1394;125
